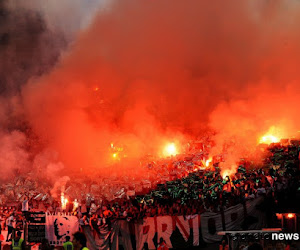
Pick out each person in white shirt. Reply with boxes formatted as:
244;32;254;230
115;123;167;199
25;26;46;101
21;197;29;212
6;213;15;242
21;197;29;220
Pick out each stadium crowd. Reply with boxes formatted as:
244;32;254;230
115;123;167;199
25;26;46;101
0;140;299;249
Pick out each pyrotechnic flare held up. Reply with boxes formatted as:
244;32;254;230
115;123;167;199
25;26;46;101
163;143;177;157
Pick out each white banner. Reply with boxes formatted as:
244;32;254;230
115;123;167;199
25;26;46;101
191;215;200;246
135;217;156;250
84;220;133;250
157;216;173;248
46;214;79;246
135;215;200;250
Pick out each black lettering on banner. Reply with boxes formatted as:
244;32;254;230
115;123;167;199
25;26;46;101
28;225;46;243
28;212;46;224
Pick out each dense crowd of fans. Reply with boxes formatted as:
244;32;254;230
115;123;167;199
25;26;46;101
0;140;299;249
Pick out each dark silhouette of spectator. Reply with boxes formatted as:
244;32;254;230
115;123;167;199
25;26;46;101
248;242;263;250
72;232;88;250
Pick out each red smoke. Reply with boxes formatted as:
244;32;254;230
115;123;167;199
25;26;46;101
21;0;300;176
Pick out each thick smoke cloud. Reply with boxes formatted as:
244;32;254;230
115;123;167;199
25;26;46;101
4;0;109;41
21;0;300;177
0;0;106;180
0;0;107;96
2;0;300;180
0;0;66;180
209;0;300;175
0;130;29;179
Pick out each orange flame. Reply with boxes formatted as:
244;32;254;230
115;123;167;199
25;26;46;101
286;213;295;219
205;157;212;167
259;135;279;144
73;199;79;210
221;168;236;179
61;192;68;210
163;143;177;157
259;126;281;144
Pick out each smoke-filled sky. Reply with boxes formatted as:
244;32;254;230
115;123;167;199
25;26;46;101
2;0;300;180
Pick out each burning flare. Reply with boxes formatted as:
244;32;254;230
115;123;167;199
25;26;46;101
286;213;295;219
259;135;280;144
221;168;236;179
73;199;79;213
205;157;212;167
163;143;177;157
61;192;68;210
259;126;281;144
